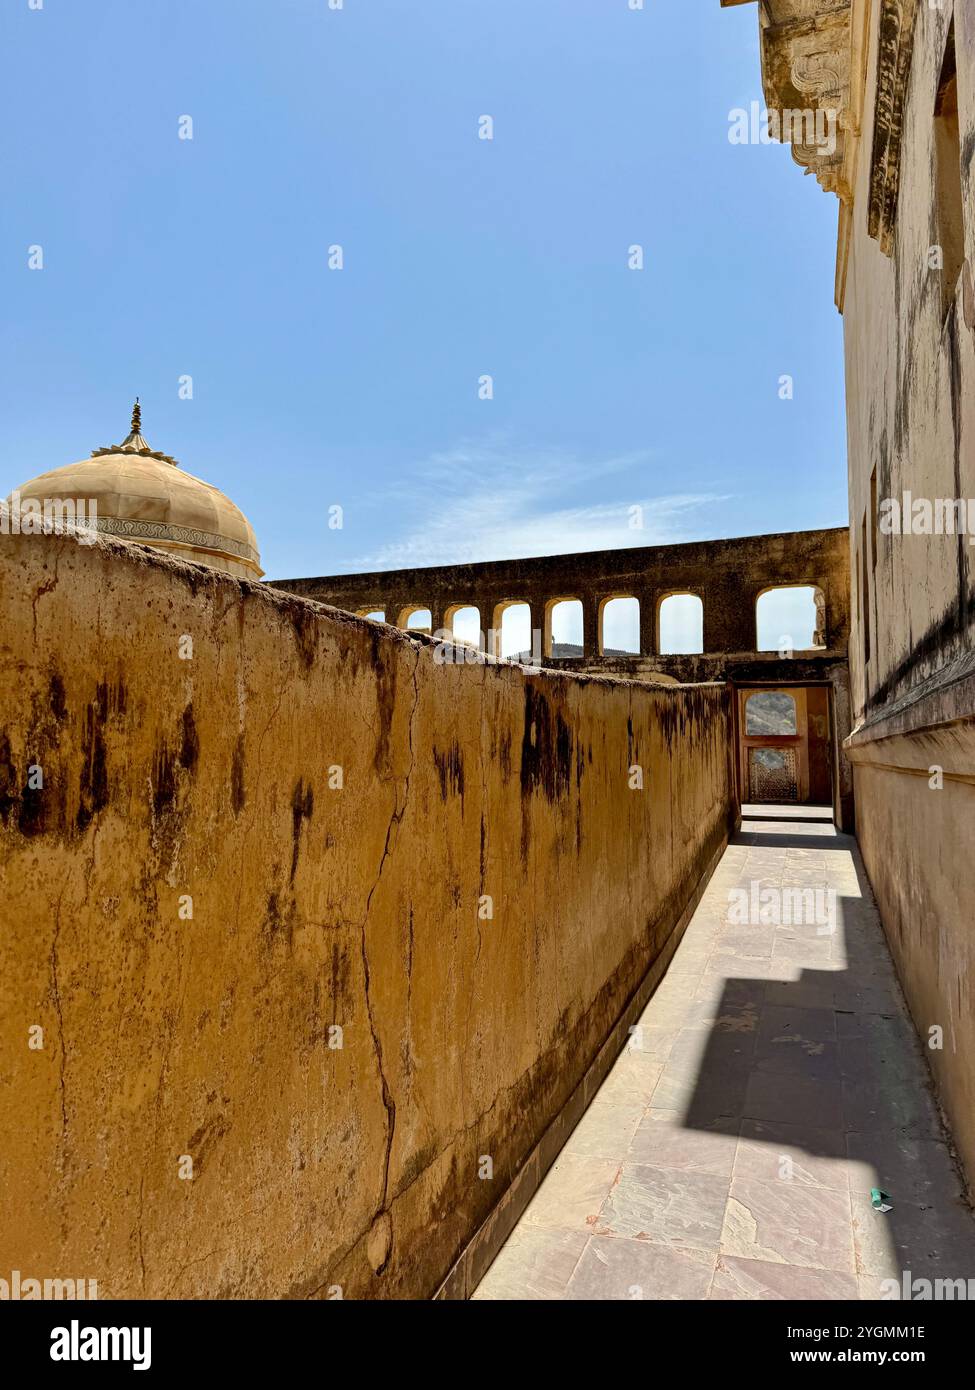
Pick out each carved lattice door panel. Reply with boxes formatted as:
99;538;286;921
748;746;798;802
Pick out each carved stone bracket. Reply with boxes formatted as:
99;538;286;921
726;0;920;259
755;2;855;200
867;0;919;255
787;38;849;195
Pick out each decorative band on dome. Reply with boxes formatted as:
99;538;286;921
94;515;260;564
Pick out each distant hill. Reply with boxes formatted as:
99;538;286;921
745;692;797;735
514;643;632;661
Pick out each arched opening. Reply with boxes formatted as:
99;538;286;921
544;598;583;658
445;605;482;650
658;593;703;655
755;585;823;653
356;608;385;623
493;601;532;660
397;606;432;635
745;691;797;736
599;596;640;655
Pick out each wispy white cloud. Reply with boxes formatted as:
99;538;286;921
346;441;727;571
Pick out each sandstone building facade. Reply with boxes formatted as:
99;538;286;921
724;0;975;1189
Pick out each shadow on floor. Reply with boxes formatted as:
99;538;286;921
472;813;975;1300
680;828;975;1290
733;832;852;851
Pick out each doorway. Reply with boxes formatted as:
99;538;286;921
736;685;832;806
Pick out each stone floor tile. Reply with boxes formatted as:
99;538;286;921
589;1052;663;1107
845;1133;967;1204
595;1163;731;1251
639;996;697;1033
842;1077;942;1140
771;938;835;968
627;1108;739;1177
845;1184;973;1278
652;1061;750;1122
563;1100;646;1160
753;1033;841;1083
720;1177;854;1272
522;1153;622;1231
665;1022;757;1075
687;978;766;1018
666;948;713;977
709;1254;858;1300
831;978;905;1014
836;1014;924;1081
744;1071;843;1130
857;1274;899;1300
850;1188;975;1280
834;1008;913;1041
759;1003;837;1043
471;1225;590;1300
680;926;722;952
765;975;837;1010
565;1235;715;1301
735;1118;848;1191
700;959;776;983
711;930;776;961
625;1023;680;1063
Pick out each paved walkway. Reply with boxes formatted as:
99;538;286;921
473;809;975;1300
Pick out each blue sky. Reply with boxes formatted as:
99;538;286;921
1;0;847;617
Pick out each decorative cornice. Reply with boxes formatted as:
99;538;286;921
95;515;261;566
867;0;919;255
756;2;855;200
724;0;922;300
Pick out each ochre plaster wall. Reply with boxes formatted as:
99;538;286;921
0;531;735;1298
844;0;975;721
841;0;975;1188
852;751;975;1189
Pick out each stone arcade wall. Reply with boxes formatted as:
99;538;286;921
276;527;854;830
0;531;735;1299
275;527;851;663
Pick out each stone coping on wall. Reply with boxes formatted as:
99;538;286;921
846;648;975;752
272;525;849;592
5;528;728;697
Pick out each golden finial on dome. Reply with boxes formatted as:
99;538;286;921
89;398;180;467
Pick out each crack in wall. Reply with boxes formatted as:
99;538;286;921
30;543;62;648
137;1174;147;1293
49;886;68;1156
357;648;421;1257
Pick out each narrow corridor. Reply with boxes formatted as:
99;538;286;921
473;809;975;1300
